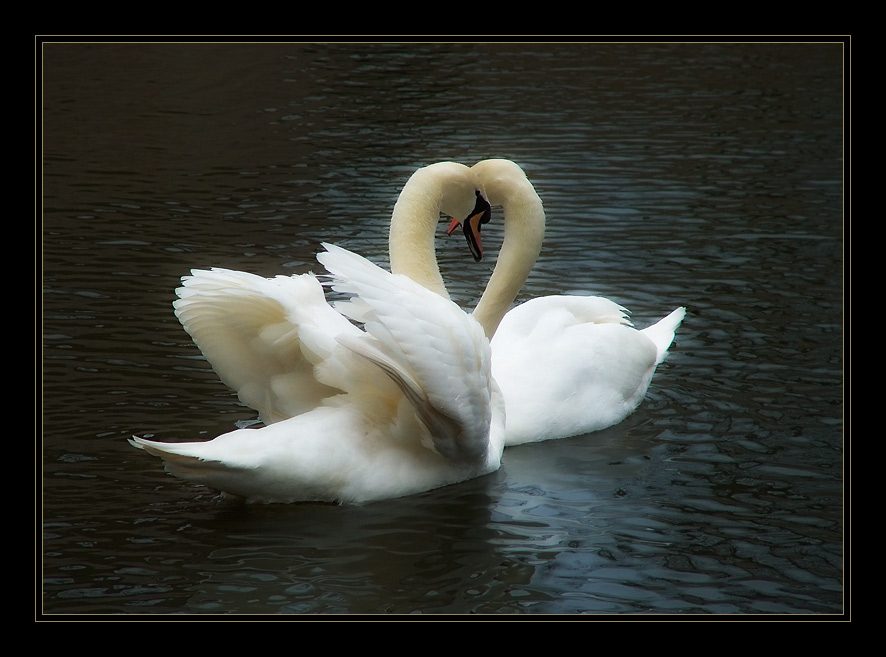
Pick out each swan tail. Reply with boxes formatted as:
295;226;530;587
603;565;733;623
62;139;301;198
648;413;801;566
130;435;220;463
641;307;686;364
129;435;253;487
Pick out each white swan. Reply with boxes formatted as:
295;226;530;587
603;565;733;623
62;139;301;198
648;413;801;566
443;159;686;445
130;163;504;504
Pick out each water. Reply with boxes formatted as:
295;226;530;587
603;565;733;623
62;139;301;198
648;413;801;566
41;41;844;616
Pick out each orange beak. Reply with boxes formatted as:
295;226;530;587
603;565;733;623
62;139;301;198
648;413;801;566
447;192;491;262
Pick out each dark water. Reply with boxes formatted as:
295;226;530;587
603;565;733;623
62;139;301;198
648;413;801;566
41;41;844;616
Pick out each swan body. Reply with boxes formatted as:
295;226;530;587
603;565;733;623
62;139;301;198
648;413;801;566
490;295;685;444
131;164;504;504
451;159;686;445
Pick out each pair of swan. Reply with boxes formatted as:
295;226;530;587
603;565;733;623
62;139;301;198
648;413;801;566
131;160;685;504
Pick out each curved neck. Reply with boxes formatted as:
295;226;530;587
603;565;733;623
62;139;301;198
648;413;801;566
388;169;452;300
472;185;545;338
388;160;546;340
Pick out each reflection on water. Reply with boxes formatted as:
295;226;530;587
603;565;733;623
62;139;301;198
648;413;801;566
41;41;844;615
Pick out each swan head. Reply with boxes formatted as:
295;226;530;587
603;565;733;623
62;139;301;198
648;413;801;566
447;159;541;262
470;159;532;205
446;190;492;261
395;162;491;263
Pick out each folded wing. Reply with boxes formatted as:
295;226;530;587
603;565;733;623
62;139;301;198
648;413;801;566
319;243;494;462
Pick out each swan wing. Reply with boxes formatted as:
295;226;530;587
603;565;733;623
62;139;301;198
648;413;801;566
319;243;494;462
173;268;359;423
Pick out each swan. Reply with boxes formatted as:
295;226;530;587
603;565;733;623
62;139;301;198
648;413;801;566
443;159;686;445
130;163;504;504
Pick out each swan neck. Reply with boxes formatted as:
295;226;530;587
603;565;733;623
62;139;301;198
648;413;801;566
473;183;545;339
388;174;450;299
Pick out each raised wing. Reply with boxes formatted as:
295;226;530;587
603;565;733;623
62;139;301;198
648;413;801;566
318;243;494;463
173;268;357;423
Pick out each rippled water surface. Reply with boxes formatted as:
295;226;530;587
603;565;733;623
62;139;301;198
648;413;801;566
41;42;844;616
